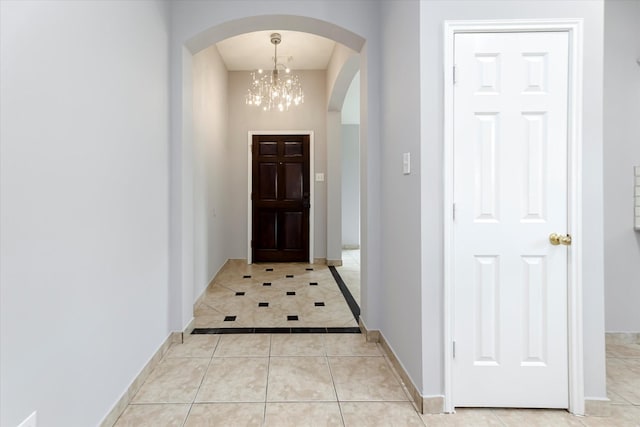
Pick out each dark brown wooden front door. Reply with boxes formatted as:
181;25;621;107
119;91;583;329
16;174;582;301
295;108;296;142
252;134;310;262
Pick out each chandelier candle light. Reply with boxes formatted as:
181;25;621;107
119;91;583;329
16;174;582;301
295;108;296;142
245;33;304;112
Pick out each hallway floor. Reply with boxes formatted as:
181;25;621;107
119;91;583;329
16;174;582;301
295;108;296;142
193;260;358;330
111;256;639;426
111;337;640;426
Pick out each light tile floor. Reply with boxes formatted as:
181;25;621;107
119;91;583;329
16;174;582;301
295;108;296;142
337;249;361;306
194;260;357;329
112;336;640;426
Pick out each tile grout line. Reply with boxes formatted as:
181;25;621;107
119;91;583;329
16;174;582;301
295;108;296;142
262;334;273;427
324;337;347;427
181;335;222;426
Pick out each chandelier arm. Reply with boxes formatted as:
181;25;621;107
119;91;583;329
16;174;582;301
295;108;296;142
246;32;304;112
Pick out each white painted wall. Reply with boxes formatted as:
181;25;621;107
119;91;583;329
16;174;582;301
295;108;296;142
0;1;170;426
419;0;607;400
226;70;327;259
193;44;230;298
342;124;360;247
604;0;640;333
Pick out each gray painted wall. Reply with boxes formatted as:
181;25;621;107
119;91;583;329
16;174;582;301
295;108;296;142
604;0;640;333
193;44;230;297
419;0;607;399
0;1;170;425
342;124;360;247
380;0;424;391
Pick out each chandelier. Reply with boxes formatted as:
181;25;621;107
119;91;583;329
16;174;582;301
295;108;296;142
245;33;304;112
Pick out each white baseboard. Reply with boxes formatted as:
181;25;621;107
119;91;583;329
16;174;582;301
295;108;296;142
358;318;437;414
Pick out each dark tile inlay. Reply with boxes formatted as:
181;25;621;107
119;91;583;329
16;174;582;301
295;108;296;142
286;275;294;278
309;282;318;286
286;291;296;296
327;327;361;334
235;292;245;296
258;302;269;307
291;327;327;334
266;268;274;272
329;266;360;322
192;327;362;335
287;315;299;321
314;302;325;307
224;316;237;322
243;275;251;279
263;282;272;286
255;327;290;334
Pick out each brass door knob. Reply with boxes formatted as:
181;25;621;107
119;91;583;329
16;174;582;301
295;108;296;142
549;233;572;246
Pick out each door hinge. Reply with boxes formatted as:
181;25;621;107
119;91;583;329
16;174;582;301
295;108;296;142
453;341;456;359
453;65;458;84
452;203;456;220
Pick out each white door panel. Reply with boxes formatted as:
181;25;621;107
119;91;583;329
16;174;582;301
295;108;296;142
453;31;569;408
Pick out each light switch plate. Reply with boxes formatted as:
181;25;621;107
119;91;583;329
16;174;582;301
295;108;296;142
635;166;640;231
315;173;325;182
403;152;411;175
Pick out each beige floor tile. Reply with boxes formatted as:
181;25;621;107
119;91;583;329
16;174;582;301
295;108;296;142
131;358;208;403
184;403;265;426
607;389;633;405
341;402;425;426
214;334;271;357
324;334;382;356
581;404;640;427
329;356;408;401
200;295;255;316
195;357;268;402
264;402;343;426
493;408;586;426
165;335;219;358
232;305;290;328
608;358;640;405
420;408;503;426
113;404;190;427
194;311;228;328
270;334;326;356
267;356;337;402
606;343;640;358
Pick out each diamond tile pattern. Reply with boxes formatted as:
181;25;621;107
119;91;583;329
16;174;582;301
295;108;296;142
194;260;357;328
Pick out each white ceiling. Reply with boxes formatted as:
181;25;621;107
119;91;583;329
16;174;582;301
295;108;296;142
216;30;336;71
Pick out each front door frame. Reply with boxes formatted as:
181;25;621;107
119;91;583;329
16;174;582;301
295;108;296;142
247;130;314;264
443;19;584;415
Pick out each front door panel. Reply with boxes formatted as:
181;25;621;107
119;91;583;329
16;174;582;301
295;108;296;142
252;135;310;262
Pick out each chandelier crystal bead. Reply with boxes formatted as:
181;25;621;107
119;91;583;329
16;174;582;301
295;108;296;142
245;33;304;112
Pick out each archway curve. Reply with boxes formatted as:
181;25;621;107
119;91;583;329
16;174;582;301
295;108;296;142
184;14;365;55
328;53;360;112
171;13;372;332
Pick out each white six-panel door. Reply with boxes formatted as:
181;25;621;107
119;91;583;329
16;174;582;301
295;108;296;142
453;31;570;408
